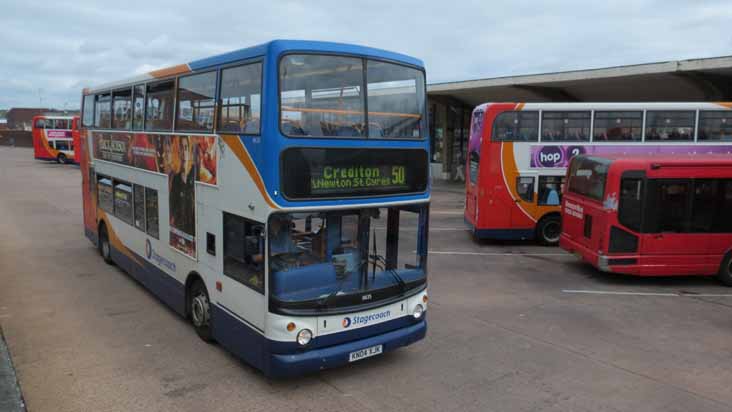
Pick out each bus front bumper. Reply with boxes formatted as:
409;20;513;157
266;317;426;378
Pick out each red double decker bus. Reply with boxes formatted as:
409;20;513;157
560;154;732;284
32;115;80;164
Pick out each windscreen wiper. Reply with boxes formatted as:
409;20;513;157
370;252;407;292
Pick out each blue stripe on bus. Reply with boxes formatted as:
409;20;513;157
107;239;426;377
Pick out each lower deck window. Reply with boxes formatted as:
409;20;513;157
114;182;133;224
223;212;264;292
98;177;113;212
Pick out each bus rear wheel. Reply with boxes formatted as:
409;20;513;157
98;224;114;265
537;215;561;246
717;255;732;286
189;280;214;342
57;153;67;164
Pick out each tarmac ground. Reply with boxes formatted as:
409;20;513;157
2;146;732;412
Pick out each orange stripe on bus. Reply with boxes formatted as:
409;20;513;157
515;103;525;111
500;142;559;223
221;135;279;209
714;102;732;109
97;210;143;267
149;64;191;79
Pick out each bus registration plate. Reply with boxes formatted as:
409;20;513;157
349;345;383;362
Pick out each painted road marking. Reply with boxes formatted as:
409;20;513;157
430;250;567;256
562;289;732;297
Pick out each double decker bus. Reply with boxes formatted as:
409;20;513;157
560;155;732;284
465;102;732;245
77;40;430;377
32;115;80;164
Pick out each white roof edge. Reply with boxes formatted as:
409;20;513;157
428;55;732;93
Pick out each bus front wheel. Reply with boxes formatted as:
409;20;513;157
537;215;561;246
717;255;732;286
189;280;214;342
57;153;67;164
98;224;114;265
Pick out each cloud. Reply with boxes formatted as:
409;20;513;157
0;0;730;108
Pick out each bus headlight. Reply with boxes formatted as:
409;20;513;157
413;304;424;319
297;329;313;346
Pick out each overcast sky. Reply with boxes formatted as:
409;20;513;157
1;0;731;109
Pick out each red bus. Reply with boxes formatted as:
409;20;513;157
560;154;732;284
465;102;732;245
32;115;80;164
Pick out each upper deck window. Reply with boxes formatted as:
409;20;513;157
219;63;262;134
698;111;732;141
541;111;590;142
176;71;216;132
82;95;94;128
492;111;538;141
112;88;132;130
146;80;175;131
645;111;694;141
280;55;365;137
279;54;425;139
95;93;111;129
593;111;642;142
366;61;424;138
132;85;145;130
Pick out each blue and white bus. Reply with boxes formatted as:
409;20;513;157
77;40;430;377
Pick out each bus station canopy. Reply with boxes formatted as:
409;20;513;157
427;55;732;107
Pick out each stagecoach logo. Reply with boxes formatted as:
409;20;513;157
145;239;176;272
341;310;392;329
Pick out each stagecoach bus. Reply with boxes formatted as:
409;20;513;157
465;102;732;245
77;40;430;377
32;115;79;164
560;155;732;283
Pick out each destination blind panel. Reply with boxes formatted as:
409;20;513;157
281;148;428;199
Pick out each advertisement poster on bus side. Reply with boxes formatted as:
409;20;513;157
92;132;218;258
529;144;732;168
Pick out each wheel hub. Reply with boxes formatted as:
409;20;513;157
191;293;210;327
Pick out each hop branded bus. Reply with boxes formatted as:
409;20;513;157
465;102;732;245
32;115;80;164
77;40;430;377
560;155;732;283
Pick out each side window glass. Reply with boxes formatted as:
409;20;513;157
541;111;590;141
538;176;562;206
133;185;146;231
493;111;538;141
114;182;133;224
132;85;145;130
223;212;264;293
648;181;690;233
219;63;262;134
82;95;95;127
691;180;719;233
618;177;643;232
112;88;132;130
469;151;479;184
35;118;46;129
146;80;175;131
95;93;112;128
645;111;694;141
98;177;113;213
177;71;216;132
593;111;642;141
698;111;732;141
145;188;159;239
516;176;534;202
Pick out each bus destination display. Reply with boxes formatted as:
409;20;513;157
281;148;428;199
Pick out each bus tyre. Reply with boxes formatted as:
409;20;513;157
99;224;114;265
190;280;214;342
537;215;561;246
717;255;732;286
57;153;67;164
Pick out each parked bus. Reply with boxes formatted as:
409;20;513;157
465;102;732;245
32;115;80;164
77;40;430;377
560;154;732;283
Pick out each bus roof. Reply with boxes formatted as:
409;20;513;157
85;39;425;94
475;102;732;111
